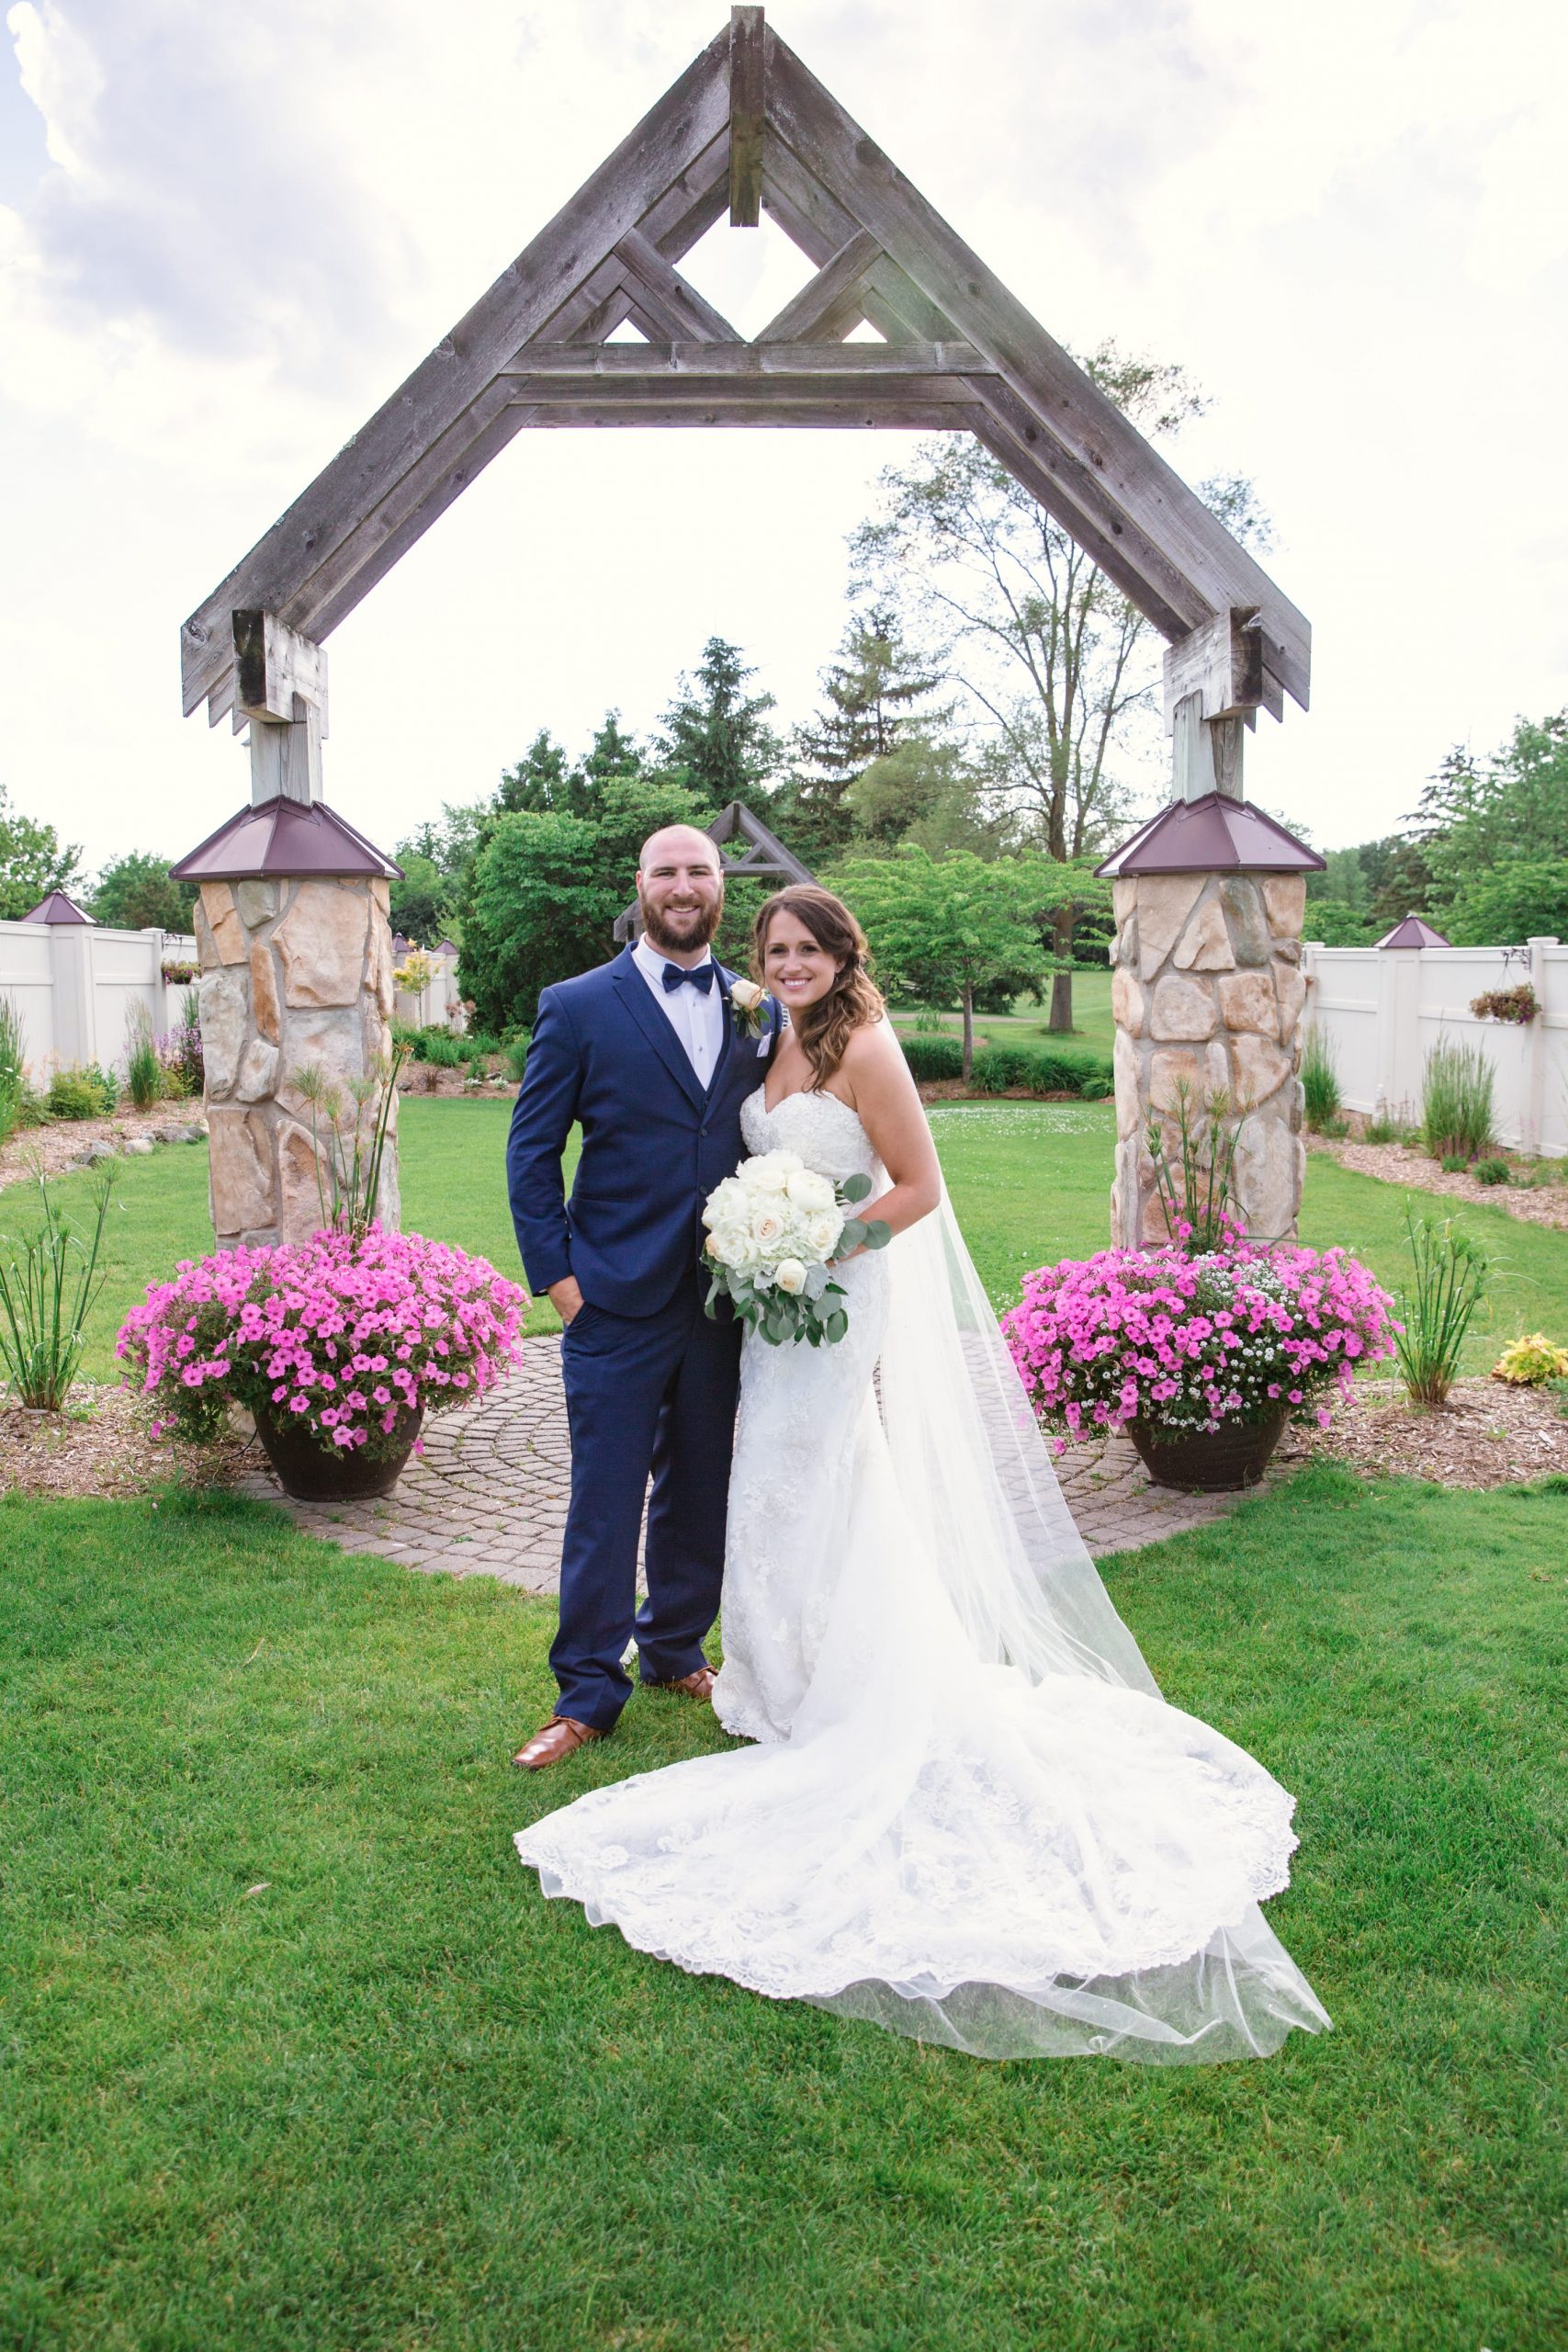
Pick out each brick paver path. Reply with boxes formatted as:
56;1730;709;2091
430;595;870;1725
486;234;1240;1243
241;1340;1284;1589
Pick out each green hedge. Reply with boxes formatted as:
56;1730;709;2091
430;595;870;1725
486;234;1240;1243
897;1034;1113;1099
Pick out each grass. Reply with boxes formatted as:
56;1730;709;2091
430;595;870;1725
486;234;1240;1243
1;1467;1563;2349
6;1096;1568;1377
891;968;1116;1061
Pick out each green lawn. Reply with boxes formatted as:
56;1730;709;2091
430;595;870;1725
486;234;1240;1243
1;1468;1562;2349
891;967;1115;1060
6;1095;1568;1377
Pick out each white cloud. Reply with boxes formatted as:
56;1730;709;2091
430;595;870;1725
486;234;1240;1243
0;0;1564;877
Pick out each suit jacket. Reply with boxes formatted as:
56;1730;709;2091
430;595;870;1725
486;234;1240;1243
506;947;783;1317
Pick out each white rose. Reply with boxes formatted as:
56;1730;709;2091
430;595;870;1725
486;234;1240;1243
774;1257;807;1295
703;1177;747;1228
785;1167;837;1214
806;1210;844;1257
751;1207;784;1250
729;978;764;1012
744;1155;792;1195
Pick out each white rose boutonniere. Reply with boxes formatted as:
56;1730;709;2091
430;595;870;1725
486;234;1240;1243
728;977;768;1039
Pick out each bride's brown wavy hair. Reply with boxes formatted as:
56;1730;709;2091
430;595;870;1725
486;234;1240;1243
751;886;884;1086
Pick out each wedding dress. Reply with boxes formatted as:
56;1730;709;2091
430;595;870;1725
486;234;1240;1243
514;1087;1331;2064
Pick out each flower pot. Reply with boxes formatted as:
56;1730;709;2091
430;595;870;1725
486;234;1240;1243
1127;1409;1288;1494
254;1398;423;1501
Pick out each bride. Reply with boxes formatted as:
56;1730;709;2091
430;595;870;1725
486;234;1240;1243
514;887;1331;2064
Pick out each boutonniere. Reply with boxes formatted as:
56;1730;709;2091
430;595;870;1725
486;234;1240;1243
728;978;768;1039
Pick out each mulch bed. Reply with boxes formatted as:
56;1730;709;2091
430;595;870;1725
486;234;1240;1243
2;1384;253;1501
1280;1375;1568;1489
0;1109;208;1193
1306;1134;1568;1234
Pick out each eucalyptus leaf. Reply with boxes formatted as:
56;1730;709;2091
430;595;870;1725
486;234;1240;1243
840;1173;873;1204
862;1219;893;1251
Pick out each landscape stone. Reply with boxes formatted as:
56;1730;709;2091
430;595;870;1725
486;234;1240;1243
1217;970;1279;1034
1172;896;1233;973
250;941;282;1043
208;1107;275;1238
1148;1046;1206;1114
277;1119;330;1240
123;1137;154;1156
235;1037;281;1103
1134;875;1204;978
235;879;279;929
85;1140;118;1163
198;882;246;966
1111;967;1145;1034
273;881;369;1009
1230;1030;1293;1104
198;967;249;1097
1219;876;1271;967
1274;964;1308;1040
1262;875;1307;937
1230;1119;1304;1240
1150;975;1216;1042
1113;1028;1144;1136
276;1008;366;1115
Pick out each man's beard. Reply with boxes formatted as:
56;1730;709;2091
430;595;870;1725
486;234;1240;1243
639;891;723;954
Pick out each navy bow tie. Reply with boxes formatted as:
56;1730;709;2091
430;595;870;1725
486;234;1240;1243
662;960;716;995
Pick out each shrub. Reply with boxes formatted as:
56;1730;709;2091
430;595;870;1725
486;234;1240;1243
502;1033;530;1084
47;1064;117;1120
1474;1157;1511;1187
969;1043;1114;1099
117;1224;526;1460
1492;1333;1568;1386
125;1003;161;1112
465;1029;503;1059
1363;1116;1412;1146
157;990;203;1099
1440;1152;1470;1174
1300;1023;1341;1133
1394;1208;1487;1408
0;1161;117;1408
899;1035;964;1082
1422;1038;1495;1160
0;993;25;1151
408;1026;467;1068
1002;1239;1396;1444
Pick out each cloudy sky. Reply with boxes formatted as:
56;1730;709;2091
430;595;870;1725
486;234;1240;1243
2;0;1564;881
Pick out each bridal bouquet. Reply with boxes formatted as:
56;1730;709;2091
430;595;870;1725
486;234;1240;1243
702;1149;889;1345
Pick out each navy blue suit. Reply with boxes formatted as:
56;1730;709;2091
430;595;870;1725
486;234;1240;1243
506;947;781;1728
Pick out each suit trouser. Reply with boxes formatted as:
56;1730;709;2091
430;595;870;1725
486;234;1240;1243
552;1269;743;1730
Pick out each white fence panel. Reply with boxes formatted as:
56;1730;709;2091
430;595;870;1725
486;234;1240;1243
1303;935;1568;1155
0;922;199;1084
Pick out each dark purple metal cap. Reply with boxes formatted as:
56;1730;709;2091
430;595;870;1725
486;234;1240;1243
1097;794;1324;878
21;889;96;924
1375;915;1450;949
172;797;403;882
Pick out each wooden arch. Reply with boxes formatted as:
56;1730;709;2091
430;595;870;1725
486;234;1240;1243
180;6;1309;790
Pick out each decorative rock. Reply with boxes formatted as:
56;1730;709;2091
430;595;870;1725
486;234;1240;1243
1262;876;1306;938
1135;875;1204;979
1150;975;1216;1042
1111;967;1145;1034
1217;970;1278;1035
1172;896;1233;973
235;1037;281;1103
1219;877;1271;967
251;941;282;1044
208;1107;275;1238
198;881;247;966
273;881;369;1009
198;967;249;1098
235;879;279;929
123;1137;155;1156
1230;1031;1293;1104
85;1140;118;1163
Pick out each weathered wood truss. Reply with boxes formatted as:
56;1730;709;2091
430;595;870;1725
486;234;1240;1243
181;6;1310;741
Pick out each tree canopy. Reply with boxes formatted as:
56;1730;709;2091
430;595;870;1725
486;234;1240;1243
88;852;197;933
0;785;82;923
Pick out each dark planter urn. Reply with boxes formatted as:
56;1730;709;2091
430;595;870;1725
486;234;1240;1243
1127;1409;1288;1495
254;1398;423;1501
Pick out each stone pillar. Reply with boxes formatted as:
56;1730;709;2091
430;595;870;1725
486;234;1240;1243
196;873;397;1248
1110;870;1309;1248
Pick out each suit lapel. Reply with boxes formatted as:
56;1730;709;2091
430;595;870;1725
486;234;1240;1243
611;948;707;1116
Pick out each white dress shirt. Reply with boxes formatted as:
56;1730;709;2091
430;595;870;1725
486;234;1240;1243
631;934;725;1088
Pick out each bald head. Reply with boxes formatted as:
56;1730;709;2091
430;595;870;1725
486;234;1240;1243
636;824;724;959
637;824;722;877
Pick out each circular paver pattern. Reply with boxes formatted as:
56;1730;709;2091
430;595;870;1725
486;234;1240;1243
241;1339;1282;1590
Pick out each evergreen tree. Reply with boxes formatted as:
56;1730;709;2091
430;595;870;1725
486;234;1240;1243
574;710;644;810
497;729;573;814
657;638;782;811
785;608;950;863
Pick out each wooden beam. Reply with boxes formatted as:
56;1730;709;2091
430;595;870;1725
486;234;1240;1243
231;611;327;731
1162;608;1267;731
502;340;986;378
505;376;975;408
760;140;957;339
755;228;881;342
611;227;744;344
181;26;730;712
728;6;765;226
503;400;968;431
764;26;1311;706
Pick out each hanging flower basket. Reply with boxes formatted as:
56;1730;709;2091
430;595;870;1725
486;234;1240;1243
1001;1242;1397;1495
117;1225;526;1502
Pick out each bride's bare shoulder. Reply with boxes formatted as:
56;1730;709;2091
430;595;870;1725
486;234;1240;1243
838;1014;915;1096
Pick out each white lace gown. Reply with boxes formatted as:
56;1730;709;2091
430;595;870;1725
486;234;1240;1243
515;1088;1331;2064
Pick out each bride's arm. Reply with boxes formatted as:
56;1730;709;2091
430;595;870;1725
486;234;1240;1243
836;1019;942;1248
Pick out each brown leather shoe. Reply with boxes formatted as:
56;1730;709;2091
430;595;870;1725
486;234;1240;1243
647;1665;717;1702
512;1715;604;1770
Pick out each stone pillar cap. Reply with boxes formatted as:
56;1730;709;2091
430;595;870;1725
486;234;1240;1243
1097;793;1324;879
173;796;402;883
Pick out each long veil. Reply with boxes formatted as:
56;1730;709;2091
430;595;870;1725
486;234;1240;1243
807;1182;1332;2064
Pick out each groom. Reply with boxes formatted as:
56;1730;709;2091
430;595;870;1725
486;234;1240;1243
505;825;780;1770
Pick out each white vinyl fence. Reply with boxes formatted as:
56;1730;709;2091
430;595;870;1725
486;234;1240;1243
392;943;468;1035
1302;934;1568;1156
0;920;200;1083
